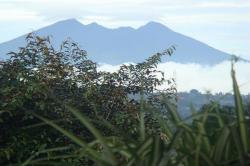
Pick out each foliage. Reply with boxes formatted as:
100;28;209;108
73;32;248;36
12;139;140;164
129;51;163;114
0;34;175;165
0;34;250;166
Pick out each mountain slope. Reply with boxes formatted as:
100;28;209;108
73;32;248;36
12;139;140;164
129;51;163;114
0;19;231;65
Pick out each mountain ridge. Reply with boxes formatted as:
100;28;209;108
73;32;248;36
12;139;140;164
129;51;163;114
0;19;232;65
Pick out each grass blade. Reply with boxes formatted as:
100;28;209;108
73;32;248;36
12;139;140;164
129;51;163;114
30;111;112;165
231;64;249;153
65;105;117;165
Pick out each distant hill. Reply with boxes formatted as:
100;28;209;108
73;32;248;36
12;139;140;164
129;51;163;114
178;90;250;117
0;19;231;65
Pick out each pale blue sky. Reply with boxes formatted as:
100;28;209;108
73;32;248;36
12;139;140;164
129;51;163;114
1;0;250;59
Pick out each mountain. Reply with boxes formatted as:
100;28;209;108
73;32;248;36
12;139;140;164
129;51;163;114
0;19;231;65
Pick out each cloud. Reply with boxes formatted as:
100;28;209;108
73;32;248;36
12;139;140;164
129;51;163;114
0;9;39;21
98;61;250;95
193;2;250;8
2;0;250;23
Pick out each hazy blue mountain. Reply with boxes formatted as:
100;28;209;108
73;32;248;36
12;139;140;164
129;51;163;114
0;19;231;65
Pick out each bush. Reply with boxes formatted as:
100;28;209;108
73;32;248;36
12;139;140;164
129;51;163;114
0;34;176;165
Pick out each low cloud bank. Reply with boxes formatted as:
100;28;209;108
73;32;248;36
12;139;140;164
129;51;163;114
98;61;250;95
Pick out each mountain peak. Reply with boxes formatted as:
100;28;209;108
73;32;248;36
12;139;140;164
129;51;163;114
54;18;83;26
85;22;110;30
87;22;102;27
88;22;98;25
64;18;78;22
146;21;164;26
138;21;172;31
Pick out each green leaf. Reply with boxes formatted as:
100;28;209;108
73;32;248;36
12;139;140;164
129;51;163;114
231;63;249;153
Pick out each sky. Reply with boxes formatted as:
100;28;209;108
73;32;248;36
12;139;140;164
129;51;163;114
0;0;250;60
